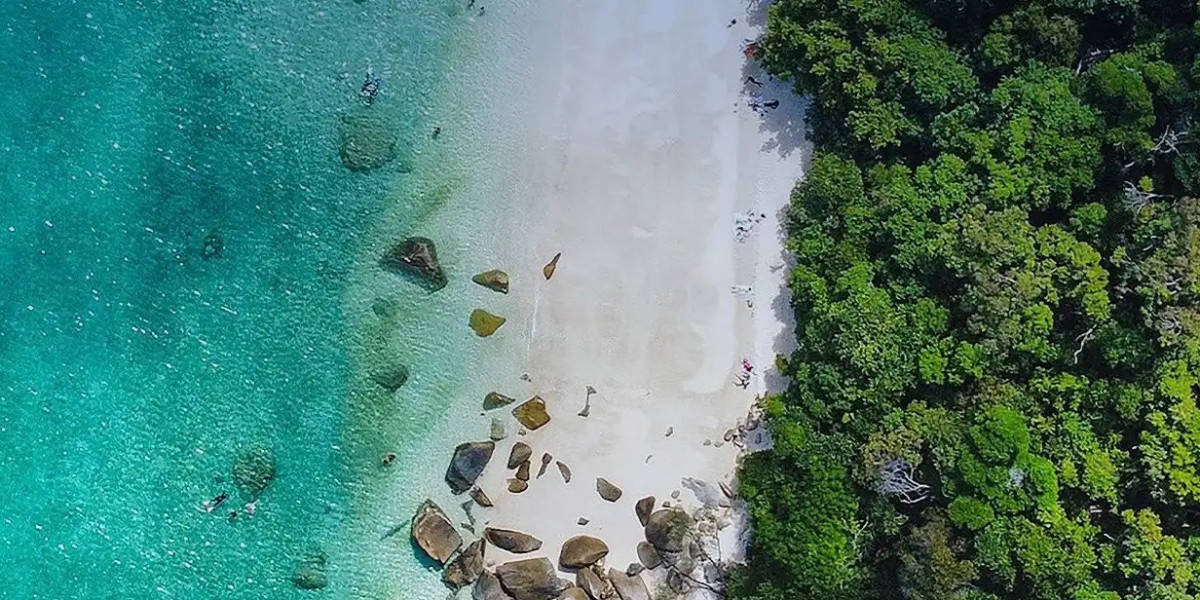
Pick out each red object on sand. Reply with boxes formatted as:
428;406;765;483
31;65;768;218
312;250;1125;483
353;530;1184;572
743;43;758;58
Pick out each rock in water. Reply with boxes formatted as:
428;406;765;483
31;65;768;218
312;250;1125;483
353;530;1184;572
508;478;529;493
473;270;510;294
558;536;609;569
485;527;544;553
556;461;572;483
607;568;651;600
644;509;693;553
411;500;463;564
537;453;553;478
339;109;399;172
485;391;517;410
635;497;655;527
508;442;533;469
232;446;276;496
516;460;531;482
380;237;448;291
512;397;551;430
491;417;508;442
470;487;494;508
474;571;514;600
200;231;224;260
495;558;567;600
543;252;562;280
446;441;496;494
636;541;661;569
596;478;622;502
292;552;328;590
470;309;507;337
444;539;486;590
372;364;410;392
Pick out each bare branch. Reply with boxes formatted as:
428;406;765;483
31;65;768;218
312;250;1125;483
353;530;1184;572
1073;326;1095;364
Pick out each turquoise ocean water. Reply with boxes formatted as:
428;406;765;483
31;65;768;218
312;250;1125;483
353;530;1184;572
0;1;497;598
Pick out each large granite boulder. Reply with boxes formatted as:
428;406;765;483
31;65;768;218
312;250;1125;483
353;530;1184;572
444;539;486;590
338;110;399;172
470;309;507;337
644;509;693;553
381;237;447;291
495;558;568;600
485;527;543;553
636;541;661;569
606;568;650;600
485;392;517;410
412;500;462;564
292;552;328;590
372;364;410;392
508;442;533;469
559;587;589;600
474;571;515;600
513;397;551;430
446;441;496;494
596;478;622;502
473;269;510;294
634;497;655;527
232;446;276;496
576;567;613;600
559;536;609;569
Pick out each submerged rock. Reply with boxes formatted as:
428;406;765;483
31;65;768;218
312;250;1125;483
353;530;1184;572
200;231;224;260
292;552;328;590
495;558;567;600
444;538;486;590
339;109;399;172
372;364;410;392
559;535;609;569
485;527;543;553
473;269;510;294
470;309;507;337
412;500;463;564
491;417;509;442
485;391;517;410
513;397;551;430
232;446;276;496
381;237;448;291
596;478;622;502
446;441;496;494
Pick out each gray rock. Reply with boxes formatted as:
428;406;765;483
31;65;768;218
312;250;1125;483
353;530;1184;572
381;237;447;291
412;500;462;564
372;364;410;392
557;461;572;483
495;557;568;600
596;478;622;502
291;552;328;590
509;478;529;493
577;517;589;526
625;563;644;577
538;453;553;478
558;587;589;600
471;487;494;508
508;442;533;469
474;571;515;600
485;527;543;553
636;542;661;569
576;567;613;600
644;509;693;553
473;270;511;294
444;539;486;590
606;568;650;600
559;535;609;569
446;441;496;494
634;497;655;527
516;460;531;482
486;392;518;410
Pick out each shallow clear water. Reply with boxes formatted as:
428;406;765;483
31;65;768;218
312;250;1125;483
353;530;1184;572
0;1;490;597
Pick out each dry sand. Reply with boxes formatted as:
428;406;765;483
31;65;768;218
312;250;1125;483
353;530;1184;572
461;0;809;589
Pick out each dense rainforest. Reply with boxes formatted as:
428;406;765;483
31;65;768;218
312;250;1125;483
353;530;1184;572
732;1;1200;599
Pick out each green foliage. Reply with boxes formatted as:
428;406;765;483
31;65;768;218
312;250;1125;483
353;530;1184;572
736;1;1200;599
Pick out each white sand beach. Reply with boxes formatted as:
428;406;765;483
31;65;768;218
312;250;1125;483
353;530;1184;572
456;0;809;591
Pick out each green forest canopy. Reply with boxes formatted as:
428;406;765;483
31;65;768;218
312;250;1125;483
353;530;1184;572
733;1;1200;599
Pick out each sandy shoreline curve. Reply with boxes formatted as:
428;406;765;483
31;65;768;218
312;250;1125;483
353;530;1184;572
447;0;810;593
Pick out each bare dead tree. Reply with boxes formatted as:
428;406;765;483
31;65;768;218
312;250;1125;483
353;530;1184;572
1073;326;1095;364
1126;125;1191;168
875;458;930;504
1124;180;1172;214
1075;47;1116;75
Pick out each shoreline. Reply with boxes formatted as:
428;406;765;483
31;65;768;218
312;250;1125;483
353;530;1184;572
447;0;809;592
